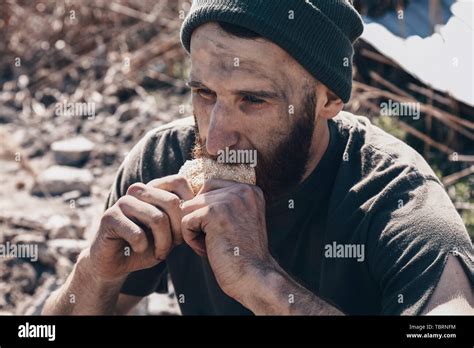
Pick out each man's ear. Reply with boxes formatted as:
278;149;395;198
316;83;344;120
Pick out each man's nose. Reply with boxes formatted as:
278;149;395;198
206;101;238;156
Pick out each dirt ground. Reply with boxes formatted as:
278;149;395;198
1;0;193;315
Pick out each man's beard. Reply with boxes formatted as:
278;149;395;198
192;91;316;202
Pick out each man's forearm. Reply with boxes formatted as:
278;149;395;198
42;250;126;315
240;262;344;315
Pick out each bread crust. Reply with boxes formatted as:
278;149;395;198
178;158;256;195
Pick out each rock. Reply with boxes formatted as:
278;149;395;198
35;88;58;107
0;105;16;123
31;165;93;196
15;180;26;190
51;136;94;166
47;239;89;262
115;103;138;122
11;233;46;246
0;160;20;175
0;227;28;243
26;141;47;158
2;80;16;91
76;196;93;207
54;256;74;279
147;293;180;316
45;214;78;239
0;91;17;109
10;261;37;294
146;277;180;315
20;274;58;315
0;283;11;307
10;233;46;264
92;167;103;176
61;190;82;202
18;75;29;89
1;213;45;231
121;121;139;142
100;95;119;114
37;244;58;268
96;144;117;165
115;87;137;102
129;297;149;315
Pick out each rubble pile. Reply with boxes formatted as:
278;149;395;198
1;0;190;315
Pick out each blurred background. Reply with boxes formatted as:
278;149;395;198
0;0;472;315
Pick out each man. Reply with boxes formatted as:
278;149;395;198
43;0;473;315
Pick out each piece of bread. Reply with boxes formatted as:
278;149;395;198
178;158;256;195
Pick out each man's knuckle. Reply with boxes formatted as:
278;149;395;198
150;210;167;228
126;182;146;195
167;195;181;208
101;210;117;226
146;178;160;187
129;230;144;244
229;192;244;208
155;234;172;253
117;195;133;209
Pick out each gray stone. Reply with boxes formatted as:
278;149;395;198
10;233;46;264
0;227;28;243
20;274;58;315
11;233;46;246
10;261;37;294
51;136;94;166
115;104;138;122
147;277;180;315
61;190;82;202
0;106;16;123
31;165;93;196
76;196;93;207
54;256;74;279
37;244;58;268
147;293;180;315
1;213;46;231
47;239;89;262
45;214;78;239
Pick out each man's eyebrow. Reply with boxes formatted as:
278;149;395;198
186;80;283;99
234;89;281;100
186;80;207;89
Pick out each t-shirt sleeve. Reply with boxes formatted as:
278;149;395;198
367;171;474;315
103;124;195;297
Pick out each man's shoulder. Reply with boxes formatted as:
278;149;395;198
327;111;450;231
154;116;196;132
333;111;440;184
142;116;196;144
122;116;196;184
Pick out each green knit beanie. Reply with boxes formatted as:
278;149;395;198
180;0;364;103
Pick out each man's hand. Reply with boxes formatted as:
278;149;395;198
181;179;273;301
43;174;194;315
88;175;194;281
180;178;344;315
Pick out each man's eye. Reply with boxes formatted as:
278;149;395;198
196;89;215;100
242;95;265;104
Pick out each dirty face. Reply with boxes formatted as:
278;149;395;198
189;22;318;200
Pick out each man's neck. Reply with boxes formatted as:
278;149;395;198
301;118;330;183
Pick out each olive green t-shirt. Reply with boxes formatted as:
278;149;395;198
105;112;474;315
